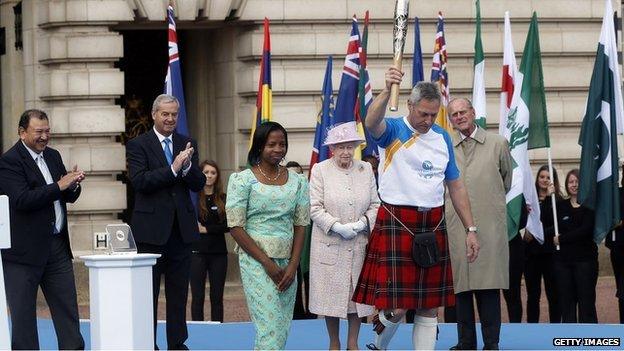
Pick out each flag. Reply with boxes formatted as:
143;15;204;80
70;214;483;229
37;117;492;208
310;56;334;172
164;4;196;209
499;12;517;136
498;11;527;241
302;56;335;276
250;18;272;145
412;17;424;86
164;5;189;136
333;16;364;147
472;0;486;128
500;12;549;243
431;12;452;132
357;11;377;158
578;0;623;244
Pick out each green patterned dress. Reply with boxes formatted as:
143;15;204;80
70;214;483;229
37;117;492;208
226;168;310;350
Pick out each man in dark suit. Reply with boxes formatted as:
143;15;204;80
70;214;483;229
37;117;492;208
126;94;206;350
0;109;85;350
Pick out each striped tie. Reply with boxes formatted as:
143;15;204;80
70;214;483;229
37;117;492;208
163;138;173;165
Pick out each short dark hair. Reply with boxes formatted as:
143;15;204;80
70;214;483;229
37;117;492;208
18;109;48;130
247;121;288;166
285;161;301;168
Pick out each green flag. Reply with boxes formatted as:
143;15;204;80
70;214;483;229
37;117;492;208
472;0;486;128
578;0;623;244
500;13;549;242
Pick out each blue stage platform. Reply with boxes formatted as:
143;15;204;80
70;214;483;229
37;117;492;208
36;319;622;350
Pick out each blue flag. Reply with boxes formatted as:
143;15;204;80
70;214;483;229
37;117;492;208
412;17;424;86
164;5;197;211
164;5;189;137
310;56;333;170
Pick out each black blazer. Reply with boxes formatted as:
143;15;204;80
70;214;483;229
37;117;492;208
126;129;206;245
0;141;80;266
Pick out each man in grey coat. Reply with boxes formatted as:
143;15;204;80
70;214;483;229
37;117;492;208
445;98;512;350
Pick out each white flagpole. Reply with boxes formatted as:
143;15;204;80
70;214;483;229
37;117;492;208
547;148;560;250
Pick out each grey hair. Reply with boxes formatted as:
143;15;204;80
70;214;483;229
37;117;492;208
407;81;442;105
448;97;473;110
151;94;179;114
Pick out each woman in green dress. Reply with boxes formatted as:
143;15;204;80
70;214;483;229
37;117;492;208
226;122;310;349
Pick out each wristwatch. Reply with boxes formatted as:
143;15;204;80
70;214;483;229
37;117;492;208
465;226;478;234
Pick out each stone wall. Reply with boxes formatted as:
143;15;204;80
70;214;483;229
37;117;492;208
1;0;621;280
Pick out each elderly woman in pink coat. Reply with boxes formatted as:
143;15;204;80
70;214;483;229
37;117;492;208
309;121;380;350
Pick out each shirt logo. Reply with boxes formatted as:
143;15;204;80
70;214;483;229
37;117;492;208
421;160;434;179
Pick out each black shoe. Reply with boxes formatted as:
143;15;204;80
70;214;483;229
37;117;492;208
450;344;477;350
169;344;189;350
483;343;499;350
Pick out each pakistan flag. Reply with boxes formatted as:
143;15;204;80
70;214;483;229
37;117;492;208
578;0;623;244
500;13;549;242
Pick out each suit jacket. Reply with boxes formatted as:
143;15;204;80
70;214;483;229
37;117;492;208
0;141;80;266
126;129;206;245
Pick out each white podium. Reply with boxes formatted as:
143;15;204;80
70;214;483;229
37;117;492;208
81;254;160;350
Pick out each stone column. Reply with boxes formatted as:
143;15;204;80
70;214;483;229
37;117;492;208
0;0;25;152
24;0;134;254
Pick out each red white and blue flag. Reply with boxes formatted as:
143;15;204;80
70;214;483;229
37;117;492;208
333;16;367;158
357;11;377;158
431;12;452;132
164;5;189;136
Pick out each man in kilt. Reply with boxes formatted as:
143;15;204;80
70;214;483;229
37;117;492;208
353;67;480;350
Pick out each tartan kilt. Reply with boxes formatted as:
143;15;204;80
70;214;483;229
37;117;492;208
352;202;455;309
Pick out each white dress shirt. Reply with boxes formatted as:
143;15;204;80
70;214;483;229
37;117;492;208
22;142;64;234
153;128;191;177
459;124;479;141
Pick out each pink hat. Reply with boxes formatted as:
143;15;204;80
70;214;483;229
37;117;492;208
323;121;366;146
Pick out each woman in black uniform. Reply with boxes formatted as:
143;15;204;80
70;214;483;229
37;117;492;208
190;160;228;322
553;169;598;323
524;165;562;323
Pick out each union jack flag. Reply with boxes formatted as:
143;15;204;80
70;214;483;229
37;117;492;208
431;12;452;132
164;5;189;136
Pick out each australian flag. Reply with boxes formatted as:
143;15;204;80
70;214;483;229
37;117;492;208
164;5;189;136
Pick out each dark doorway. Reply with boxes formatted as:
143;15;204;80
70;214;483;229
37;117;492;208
116;29;168;223
117;29;167;143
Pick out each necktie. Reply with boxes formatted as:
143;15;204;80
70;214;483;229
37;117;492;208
37;155;64;234
163;138;173;165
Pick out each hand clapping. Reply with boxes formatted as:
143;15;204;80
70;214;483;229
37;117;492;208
57;165;85;191
172;142;194;173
